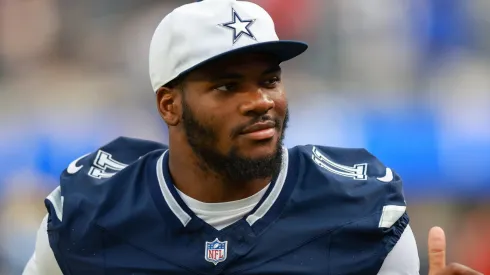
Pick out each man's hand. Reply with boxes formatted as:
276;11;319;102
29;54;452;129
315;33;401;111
428;226;483;275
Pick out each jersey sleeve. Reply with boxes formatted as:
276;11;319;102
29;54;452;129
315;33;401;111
44;136;168;227
309;144;408;222
42;136;168;274
296;144;410;273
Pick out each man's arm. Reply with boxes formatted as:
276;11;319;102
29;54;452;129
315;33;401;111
22;215;62;275
378;224;420;275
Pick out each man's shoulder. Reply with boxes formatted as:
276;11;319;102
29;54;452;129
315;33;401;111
62;136;167;179
45;136;168;226
286;144;407;227
91;136;169;160
288;144;396;183
248;145;411;274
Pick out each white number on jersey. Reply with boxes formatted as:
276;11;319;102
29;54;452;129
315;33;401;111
88;150;128;179
312;146;367;180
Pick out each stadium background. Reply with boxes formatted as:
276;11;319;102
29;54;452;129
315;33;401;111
0;0;489;274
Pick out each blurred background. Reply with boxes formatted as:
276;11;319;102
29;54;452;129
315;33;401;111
0;0;489;274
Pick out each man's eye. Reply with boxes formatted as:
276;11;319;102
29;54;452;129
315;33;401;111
264;77;280;87
215;84;237;92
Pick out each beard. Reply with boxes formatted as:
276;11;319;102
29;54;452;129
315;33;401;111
181;99;288;184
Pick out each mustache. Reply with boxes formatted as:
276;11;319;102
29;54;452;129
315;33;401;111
230;115;282;138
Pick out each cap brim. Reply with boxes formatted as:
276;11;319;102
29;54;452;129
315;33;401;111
224;40;309;63
170;40;308;85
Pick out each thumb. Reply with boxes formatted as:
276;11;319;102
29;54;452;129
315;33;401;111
428;226;446;275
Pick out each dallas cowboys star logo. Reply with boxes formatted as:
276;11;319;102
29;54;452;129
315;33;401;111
218;8;257;44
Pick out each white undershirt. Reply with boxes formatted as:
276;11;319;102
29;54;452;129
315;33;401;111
22;185;419;275
175;184;270;230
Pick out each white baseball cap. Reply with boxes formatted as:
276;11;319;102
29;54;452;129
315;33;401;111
149;0;308;92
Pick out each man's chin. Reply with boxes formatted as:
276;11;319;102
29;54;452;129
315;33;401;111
236;141;282;160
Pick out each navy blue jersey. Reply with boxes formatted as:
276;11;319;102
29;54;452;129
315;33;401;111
45;137;408;275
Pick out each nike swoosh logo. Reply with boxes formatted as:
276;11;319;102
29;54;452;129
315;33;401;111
67;153;90;174
377;167;394;183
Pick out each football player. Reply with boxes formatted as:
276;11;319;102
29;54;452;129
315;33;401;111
23;0;482;274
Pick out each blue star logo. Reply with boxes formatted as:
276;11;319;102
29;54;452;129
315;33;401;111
218;8;256;44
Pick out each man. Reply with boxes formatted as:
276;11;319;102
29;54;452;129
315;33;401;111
23;0;481;274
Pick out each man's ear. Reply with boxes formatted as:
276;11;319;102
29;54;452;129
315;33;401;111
156;86;181;126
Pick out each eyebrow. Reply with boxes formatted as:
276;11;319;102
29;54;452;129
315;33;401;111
210;64;282;82
263;65;282;75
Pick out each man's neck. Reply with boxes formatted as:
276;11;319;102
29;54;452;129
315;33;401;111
168;147;272;203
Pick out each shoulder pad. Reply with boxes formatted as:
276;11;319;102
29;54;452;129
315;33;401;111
293;144;407;228
299;144;399;183
45;137;167;225
62;136;167;180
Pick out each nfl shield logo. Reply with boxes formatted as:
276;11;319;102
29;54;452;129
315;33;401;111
205;238;228;265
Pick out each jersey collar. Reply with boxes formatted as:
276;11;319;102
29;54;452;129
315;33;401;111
153;147;290;233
